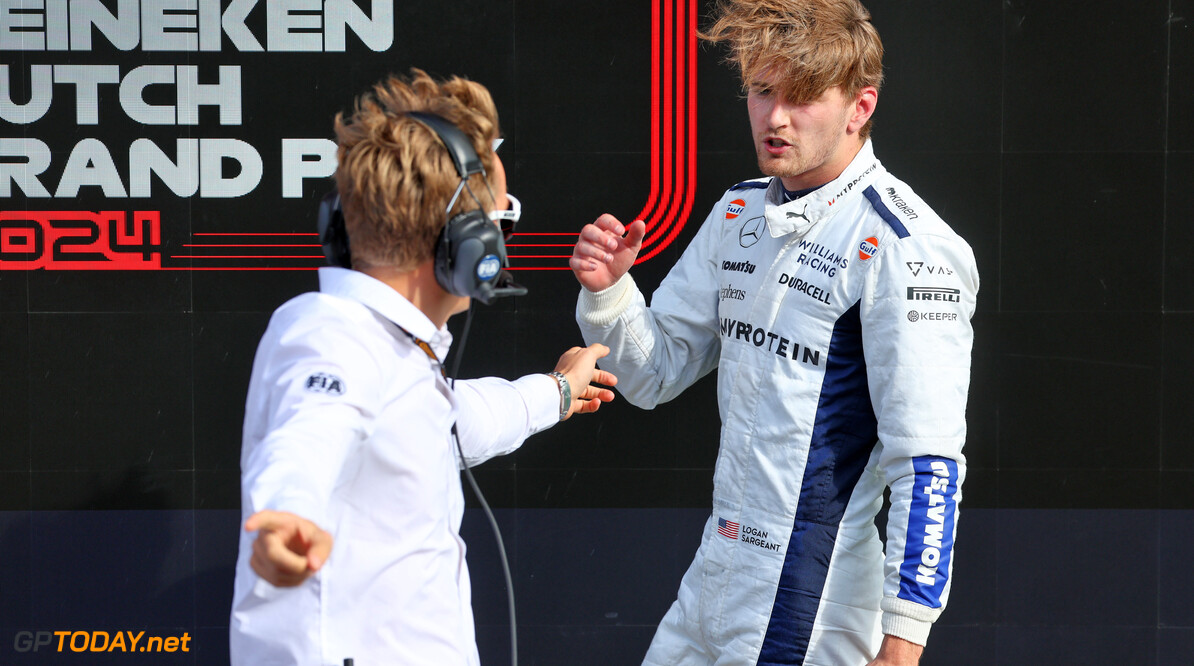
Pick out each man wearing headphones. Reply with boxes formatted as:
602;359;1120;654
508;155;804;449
230;69;616;665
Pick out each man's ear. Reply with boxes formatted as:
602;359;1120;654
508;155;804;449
848;86;878;135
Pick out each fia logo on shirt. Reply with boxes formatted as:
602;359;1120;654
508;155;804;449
305;373;346;396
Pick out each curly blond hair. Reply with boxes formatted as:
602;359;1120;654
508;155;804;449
333;69;501;270
702;0;884;138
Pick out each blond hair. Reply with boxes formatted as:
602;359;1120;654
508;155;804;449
702;0;884;138
333;68;500;270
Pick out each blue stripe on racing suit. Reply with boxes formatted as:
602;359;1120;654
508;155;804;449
862;186;910;239
758;302;877;665
898;457;958;608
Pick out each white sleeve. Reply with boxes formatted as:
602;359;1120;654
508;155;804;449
452;374;559;467
575;204;725;409
241;319;383;528
861;231;979;645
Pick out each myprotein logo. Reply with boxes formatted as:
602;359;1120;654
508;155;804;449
858;236;878;260
828;161;878;205
719;317;821;367
725;199;746;220
907;287;960;303
739;216;765;248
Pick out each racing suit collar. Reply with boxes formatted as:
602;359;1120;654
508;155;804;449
764;139;883;239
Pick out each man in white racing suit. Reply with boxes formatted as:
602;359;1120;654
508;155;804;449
570;2;978;665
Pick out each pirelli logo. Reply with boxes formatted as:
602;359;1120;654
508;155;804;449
907;287;960;303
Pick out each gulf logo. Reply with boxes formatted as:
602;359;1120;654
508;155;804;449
858;236;879;260
726;199;746;220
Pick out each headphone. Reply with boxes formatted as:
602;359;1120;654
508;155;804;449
317;111;526;305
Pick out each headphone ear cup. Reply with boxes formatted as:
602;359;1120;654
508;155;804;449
434;210;506;300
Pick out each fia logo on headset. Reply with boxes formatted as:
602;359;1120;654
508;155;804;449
477;255;501;280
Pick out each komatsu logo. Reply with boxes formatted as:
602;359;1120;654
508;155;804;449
721;260;756;274
898;457;958;609
914;460;954;587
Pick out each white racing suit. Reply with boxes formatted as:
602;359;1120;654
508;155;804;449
577;140;979;665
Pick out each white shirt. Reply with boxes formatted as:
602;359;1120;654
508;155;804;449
230;267;559;666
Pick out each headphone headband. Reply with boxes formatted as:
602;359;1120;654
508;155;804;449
406;111;486;179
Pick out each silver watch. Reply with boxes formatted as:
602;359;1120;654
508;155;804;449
547;371;571;421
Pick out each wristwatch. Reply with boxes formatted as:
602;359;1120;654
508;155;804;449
547;371;571;421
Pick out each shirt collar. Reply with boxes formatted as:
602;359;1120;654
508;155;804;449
764;138;883;239
317;267;450;354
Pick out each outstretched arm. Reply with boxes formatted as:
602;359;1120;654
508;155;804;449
244;510;334;588
453;344;618;466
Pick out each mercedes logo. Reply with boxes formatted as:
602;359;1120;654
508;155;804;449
739;216;765;248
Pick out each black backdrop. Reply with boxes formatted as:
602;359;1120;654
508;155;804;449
2;0;1192;663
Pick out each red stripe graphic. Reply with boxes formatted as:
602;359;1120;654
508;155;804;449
509;0;697;270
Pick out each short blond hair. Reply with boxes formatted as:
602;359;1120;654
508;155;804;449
333;69;500;270
702;0;884;138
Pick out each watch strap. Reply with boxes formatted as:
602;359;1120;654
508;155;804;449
547;371;571;421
